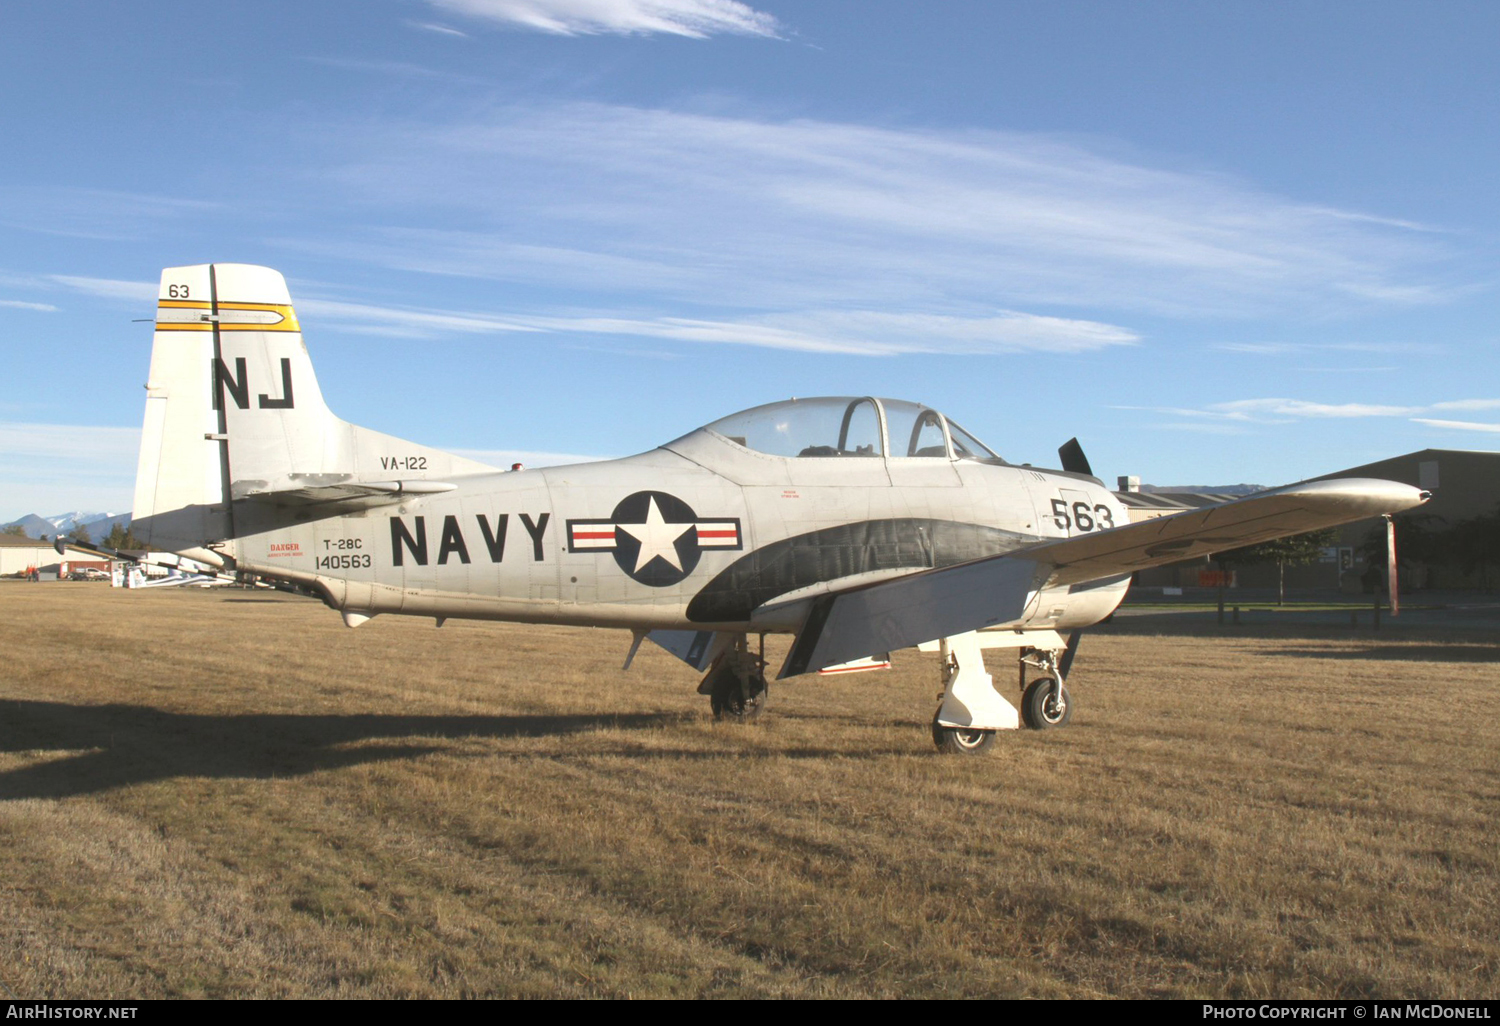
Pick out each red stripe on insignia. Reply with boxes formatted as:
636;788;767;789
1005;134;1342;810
697;529;737;539
573;530;615;540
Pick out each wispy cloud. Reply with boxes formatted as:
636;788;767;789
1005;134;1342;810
0;188;218;241
451;447;610;466
0;300;58;312
1211;398;1421;419
1123;397;1500;436
1152;422;1252;436
522;309;1137;355
1412;418;1500;433
1429;399;1500;412
1214;340;1439;356
31;105;1463;361
300;56;489;85
0;422;140;521
297;298;542;337
0;422;140;461
43;271;1132;354
289;297;1137;355
405;20;469;37
300;104;1457;321
428;0;781;38
50;275;156;302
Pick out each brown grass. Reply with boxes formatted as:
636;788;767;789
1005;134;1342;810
1;581;1497;998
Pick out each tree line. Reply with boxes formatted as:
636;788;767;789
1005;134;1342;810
1363;507;1500;590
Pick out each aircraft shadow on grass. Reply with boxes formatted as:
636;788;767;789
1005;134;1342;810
0;701;919;799
0;700;694;800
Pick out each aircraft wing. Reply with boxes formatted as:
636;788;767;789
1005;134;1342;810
780;478;1427;677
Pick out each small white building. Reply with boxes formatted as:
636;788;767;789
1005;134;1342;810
0;535;112;577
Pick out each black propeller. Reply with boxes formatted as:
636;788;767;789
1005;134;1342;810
1058;437;1093;477
1055;436;1095;688
1058;629;1083;680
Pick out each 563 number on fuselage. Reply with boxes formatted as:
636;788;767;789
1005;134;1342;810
1050;496;1116;533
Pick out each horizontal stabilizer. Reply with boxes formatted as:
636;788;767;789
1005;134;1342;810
240;479;458;508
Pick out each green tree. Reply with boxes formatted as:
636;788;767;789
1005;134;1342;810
1448;505;1500;591
1;523;26;537
1215;528;1338;605
69;522;92;546
102;522;148;552
1359;512;1451;589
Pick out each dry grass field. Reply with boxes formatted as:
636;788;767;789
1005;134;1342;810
1;581;1497;999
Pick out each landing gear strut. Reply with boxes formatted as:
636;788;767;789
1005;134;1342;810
1020;648;1072;729
927;630;1078;752
930;632;1018;754
699;634;767;721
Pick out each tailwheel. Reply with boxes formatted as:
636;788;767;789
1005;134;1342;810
931;714;996;755
1021;676;1072;729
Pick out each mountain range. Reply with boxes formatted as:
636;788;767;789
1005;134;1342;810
2;511;131;540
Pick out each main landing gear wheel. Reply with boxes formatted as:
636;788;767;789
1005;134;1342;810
707;663;766;721
1022;677;1072;729
931;714;997;755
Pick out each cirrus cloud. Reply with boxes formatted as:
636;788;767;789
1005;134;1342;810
297;103;1459;322
1121;397;1500;440
427;0;781;38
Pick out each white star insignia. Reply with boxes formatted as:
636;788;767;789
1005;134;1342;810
616;497;693;573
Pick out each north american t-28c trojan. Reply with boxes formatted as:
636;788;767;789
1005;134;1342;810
131;264;1429;752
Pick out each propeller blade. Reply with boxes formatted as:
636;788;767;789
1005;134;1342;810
1385;514;1399;616
1058;438;1093;477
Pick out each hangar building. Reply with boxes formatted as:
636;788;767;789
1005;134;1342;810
1128;448;1499;595
0;535;112;579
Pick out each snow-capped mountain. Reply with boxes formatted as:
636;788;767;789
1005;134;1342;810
1;511;131;539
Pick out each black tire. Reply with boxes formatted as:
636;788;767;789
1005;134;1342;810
1022;677;1072;729
931;713;997;754
709;667;765;721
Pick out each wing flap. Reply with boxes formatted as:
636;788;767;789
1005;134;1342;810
781;477;1426;677
781;557;1045;677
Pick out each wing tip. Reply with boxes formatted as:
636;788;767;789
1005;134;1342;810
1275;478;1430;514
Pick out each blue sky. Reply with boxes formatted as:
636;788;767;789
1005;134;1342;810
3;0;1498;520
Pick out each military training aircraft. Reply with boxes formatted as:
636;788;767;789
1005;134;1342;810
130;264;1429;753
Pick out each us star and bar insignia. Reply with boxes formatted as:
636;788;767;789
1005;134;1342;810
566;490;742;587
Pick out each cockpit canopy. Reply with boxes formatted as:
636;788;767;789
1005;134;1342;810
701;397;1002;461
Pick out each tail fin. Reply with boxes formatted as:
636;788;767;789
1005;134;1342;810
132;264;494;555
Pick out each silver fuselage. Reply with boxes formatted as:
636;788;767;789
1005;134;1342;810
224;427;1132;636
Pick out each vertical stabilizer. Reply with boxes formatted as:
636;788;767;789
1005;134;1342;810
133;263;495;557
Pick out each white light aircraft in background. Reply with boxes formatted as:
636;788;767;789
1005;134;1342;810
130;265;1428;752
